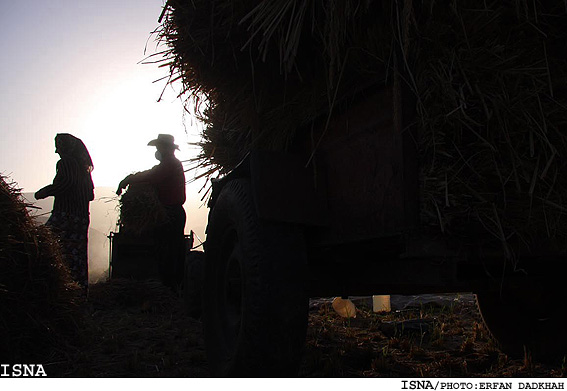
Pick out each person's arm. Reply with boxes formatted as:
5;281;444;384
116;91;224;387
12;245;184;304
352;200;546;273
35;159;73;199
116;164;165;195
116;174;134;195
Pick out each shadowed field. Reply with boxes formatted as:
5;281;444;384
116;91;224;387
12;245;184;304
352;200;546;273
40;279;566;378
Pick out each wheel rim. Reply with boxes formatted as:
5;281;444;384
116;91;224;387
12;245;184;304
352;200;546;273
219;231;243;358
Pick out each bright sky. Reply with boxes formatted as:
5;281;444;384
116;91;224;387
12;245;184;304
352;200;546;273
0;0;206;194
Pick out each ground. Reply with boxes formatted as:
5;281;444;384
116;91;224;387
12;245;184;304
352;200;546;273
42;279;566;377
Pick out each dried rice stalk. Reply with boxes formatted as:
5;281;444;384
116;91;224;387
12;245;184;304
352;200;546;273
118;183;168;236
153;0;567;258
0;175;81;362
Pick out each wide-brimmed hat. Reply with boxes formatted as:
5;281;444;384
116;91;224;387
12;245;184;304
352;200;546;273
147;134;179;149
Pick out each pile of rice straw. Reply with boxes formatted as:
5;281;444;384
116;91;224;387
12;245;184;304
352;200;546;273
154;0;567;258
0;175;81;362
118;183;168;236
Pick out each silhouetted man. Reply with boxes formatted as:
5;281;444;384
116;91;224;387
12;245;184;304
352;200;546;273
117;134;186;291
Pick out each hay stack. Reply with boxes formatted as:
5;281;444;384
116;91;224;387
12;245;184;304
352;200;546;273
157;0;391;175
118;183;168;236
156;0;567;257
0;175;81;362
410;1;567;256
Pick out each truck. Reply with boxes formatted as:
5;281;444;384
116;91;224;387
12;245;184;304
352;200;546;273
159;0;567;376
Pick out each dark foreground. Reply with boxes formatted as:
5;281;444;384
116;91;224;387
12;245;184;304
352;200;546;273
43;279;565;377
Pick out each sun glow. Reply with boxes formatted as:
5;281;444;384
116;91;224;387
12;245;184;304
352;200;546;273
75;74;201;190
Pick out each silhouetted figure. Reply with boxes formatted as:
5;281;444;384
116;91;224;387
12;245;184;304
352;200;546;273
35;133;94;292
116;134;186;291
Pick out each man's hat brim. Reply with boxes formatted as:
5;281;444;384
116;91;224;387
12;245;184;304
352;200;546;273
148;134;179;149
147;140;179;149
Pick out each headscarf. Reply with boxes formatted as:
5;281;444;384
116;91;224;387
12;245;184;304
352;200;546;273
55;133;94;173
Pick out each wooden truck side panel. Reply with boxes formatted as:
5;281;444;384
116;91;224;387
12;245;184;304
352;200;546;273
244;84;419;249
313;86;408;245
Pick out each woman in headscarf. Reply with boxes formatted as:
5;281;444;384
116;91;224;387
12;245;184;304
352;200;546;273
35;133;94;292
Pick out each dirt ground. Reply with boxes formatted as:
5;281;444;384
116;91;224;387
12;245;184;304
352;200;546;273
301;297;566;377
42;279;566;378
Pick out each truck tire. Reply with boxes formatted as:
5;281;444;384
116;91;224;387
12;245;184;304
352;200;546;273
184;250;205;319
476;284;567;361
203;179;308;376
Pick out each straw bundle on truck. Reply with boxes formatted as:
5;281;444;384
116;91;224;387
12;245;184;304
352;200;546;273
111;183;170;280
118;183;168;236
155;0;567;258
